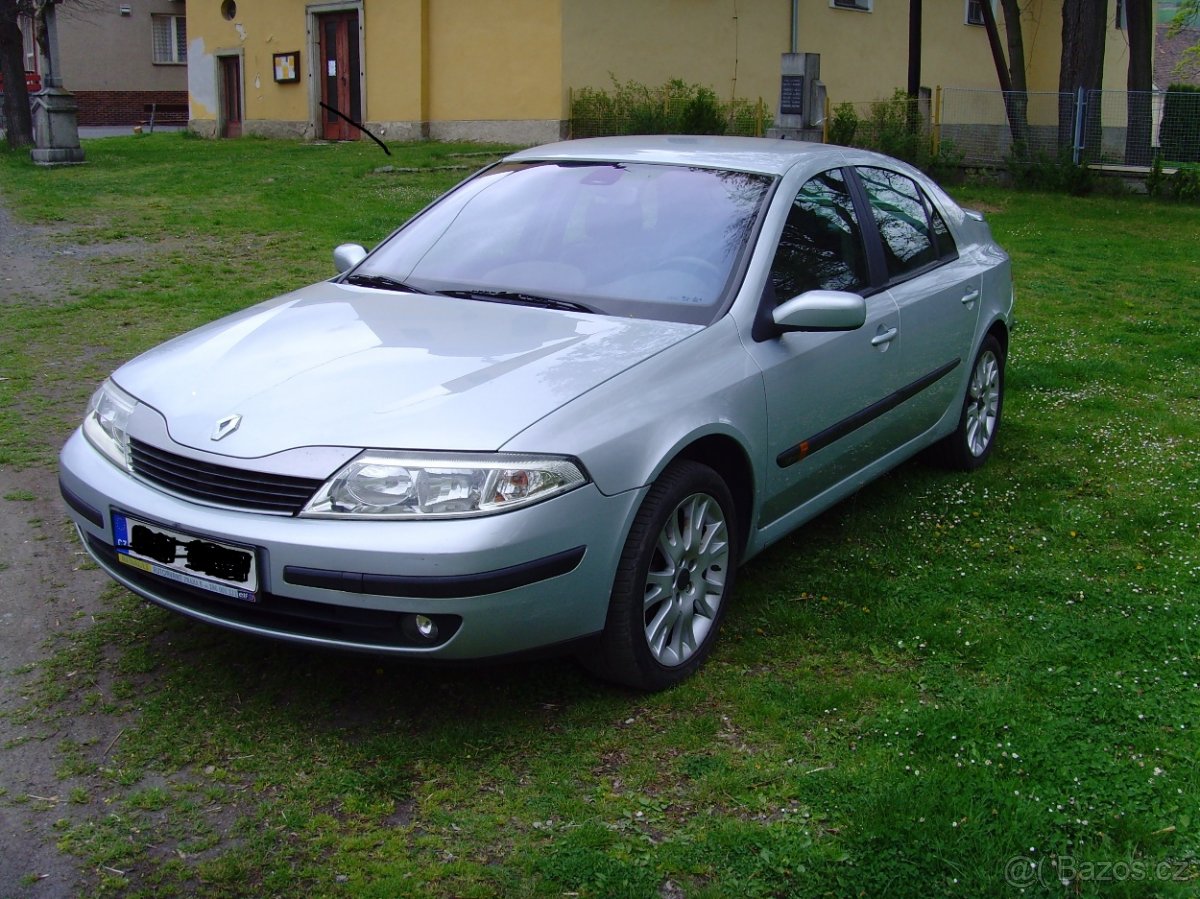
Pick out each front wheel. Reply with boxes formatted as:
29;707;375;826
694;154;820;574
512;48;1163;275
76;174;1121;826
929;334;1005;471
581;460;737;691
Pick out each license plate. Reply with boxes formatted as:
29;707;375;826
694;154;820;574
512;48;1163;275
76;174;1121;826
112;512;259;602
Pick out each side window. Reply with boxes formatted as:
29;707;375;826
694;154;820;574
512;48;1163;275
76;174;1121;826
858;167;938;280
769;168;868;300
927;202;959;263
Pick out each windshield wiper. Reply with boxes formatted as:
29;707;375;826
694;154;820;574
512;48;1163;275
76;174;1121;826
437;288;597;314
343;273;429;294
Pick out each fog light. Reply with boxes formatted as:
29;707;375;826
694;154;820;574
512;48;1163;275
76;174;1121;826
414;614;438;640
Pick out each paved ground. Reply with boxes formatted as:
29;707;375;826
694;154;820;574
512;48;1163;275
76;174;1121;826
79;125;185;139
0;197;113;897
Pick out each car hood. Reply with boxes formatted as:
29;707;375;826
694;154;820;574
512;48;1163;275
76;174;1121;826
114;282;702;458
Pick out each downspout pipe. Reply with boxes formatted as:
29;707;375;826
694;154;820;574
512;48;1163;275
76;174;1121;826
790;0;799;54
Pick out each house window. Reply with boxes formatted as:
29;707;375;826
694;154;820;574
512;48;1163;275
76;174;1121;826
1115;0;1127;29
831;0;872;11
152;14;187;65
965;0;996;26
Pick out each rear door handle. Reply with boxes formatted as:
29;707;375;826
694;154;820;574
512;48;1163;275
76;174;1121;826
961;288;980;305
871;327;898;346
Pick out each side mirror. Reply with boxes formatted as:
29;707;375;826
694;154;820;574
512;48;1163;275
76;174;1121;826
772;290;866;333
333;243;368;274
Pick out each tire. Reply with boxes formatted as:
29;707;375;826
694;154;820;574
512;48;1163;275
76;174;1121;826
581;460;738;691
928;334;1005;471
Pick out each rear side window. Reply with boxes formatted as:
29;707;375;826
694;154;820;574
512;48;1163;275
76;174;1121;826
927;202;958;263
857;167;938;280
769;168;868;299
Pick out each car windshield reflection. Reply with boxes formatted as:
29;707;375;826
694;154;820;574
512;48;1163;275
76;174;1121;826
355;161;775;324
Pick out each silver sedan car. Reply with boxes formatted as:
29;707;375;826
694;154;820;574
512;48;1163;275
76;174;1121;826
59;136;1012;690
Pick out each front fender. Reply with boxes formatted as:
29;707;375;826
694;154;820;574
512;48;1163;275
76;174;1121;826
500;317;767;498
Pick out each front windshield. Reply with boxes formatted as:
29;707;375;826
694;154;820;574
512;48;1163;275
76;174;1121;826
356;161;775;324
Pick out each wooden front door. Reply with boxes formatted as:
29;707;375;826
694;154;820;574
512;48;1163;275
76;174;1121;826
219;56;242;138
318;11;361;140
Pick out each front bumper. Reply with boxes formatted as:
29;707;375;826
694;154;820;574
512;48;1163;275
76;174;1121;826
59;429;644;659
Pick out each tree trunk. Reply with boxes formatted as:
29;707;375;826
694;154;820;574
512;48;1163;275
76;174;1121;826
982;0;1029;153
0;0;33;148
1058;0;1108;158
1125;0;1154;166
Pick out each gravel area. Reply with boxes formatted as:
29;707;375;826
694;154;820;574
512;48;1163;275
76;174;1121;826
0;193;114;897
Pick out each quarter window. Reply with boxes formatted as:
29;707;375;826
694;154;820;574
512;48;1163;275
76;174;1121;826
857;167;938;281
152;14;187;65
927;203;959;263
769;169;868;299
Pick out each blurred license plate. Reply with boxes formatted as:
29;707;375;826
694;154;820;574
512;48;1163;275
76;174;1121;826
112;512;258;602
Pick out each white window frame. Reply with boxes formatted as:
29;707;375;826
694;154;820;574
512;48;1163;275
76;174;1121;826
830;0;872;12
965;0;996;26
151;14;187;65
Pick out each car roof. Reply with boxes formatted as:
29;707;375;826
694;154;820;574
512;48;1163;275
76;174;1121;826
505;135;851;177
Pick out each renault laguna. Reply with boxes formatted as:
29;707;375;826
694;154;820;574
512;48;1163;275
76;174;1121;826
59;136;1012;691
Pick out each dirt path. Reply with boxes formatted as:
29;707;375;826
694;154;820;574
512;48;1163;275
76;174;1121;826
0;197;114;897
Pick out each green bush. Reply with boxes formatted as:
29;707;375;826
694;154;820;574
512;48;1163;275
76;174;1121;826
863;90;925;166
1005;144;1094;196
829;91;952;176
1147;156;1200;202
570;77;769;138
828;102;859;147
1159;84;1200;164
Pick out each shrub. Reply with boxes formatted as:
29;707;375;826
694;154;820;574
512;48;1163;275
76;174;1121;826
1148;157;1200;202
828;102;859;147
1005;145;1094;196
570;77;769;138
1159;84;1200;165
832;92;927;167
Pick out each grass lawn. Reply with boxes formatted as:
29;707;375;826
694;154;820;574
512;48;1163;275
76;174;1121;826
1;134;1198;897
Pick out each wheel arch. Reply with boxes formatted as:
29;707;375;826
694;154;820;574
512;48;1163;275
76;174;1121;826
667;434;755;557
984;317;1009;359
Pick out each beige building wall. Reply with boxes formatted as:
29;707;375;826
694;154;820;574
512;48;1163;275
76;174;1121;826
57;0;188;92
562;0;787;109
187;0;312;132
425;0;563;141
184;0;1138;142
563;1;1131;111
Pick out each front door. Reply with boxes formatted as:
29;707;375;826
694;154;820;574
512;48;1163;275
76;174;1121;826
219;56;242;138
318;11;361;140
743;168;906;526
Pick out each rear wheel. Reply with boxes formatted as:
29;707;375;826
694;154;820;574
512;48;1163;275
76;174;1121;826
929;334;1004;471
581;460;737;691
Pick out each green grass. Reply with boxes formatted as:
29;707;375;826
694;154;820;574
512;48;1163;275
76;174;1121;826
2;135;1199;896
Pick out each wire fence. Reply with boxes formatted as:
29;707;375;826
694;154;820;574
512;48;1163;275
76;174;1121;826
937;87;1200;168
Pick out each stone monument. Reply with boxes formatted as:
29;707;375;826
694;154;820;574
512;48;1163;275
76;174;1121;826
30;0;84;165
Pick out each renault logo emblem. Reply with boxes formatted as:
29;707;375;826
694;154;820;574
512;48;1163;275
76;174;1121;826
212;414;243;441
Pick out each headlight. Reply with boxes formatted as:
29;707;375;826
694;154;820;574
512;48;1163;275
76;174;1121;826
301;452;588;519
82;380;138;470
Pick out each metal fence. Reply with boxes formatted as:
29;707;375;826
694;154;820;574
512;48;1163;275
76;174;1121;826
936;87;1200;168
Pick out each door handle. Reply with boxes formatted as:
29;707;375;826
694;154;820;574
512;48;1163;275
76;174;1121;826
871;327;898;347
961;288;980;305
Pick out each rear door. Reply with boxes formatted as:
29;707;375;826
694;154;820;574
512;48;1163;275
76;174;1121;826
853;166;983;438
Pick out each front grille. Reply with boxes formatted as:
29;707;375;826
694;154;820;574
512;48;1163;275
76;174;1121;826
130;438;324;515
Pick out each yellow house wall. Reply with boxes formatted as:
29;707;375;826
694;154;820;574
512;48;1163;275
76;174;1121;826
563;1;1130;115
426;0;562;121
364;1;426;123
561;0;788;110
185;0;1138;139
187;0;312;124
